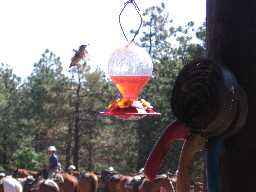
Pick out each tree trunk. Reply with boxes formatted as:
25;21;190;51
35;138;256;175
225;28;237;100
2;134;8;169
87;143;94;171
65;122;73;170
207;0;256;191
73;73;81;170
87;122;95;171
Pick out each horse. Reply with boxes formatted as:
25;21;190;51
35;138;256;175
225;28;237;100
29;172;79;192
101;172;174;192
13;168;79;192
13;168;39;178
58;173;78;192
100;171;150;192
102;174;134;192
99;168;145;192
1;176;23;192
68;171;81;179
13;170;59;192
77;171;98;192
138;175;175;192
29;179;60;192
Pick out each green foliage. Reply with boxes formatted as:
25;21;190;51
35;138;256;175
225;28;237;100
0;63;23;169
196;22;206;49
14;147;45;169
23;49;70;153
0;165;5;172
139;1;175;61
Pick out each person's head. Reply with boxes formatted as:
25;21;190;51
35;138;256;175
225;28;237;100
0;172;5;179
138;168;144;174
107;166;114;172
47;145;57;155
67;165;76;172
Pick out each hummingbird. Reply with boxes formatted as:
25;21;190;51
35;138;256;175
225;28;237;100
69;44;88;68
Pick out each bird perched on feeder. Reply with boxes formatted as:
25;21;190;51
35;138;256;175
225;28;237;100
69;44;88;68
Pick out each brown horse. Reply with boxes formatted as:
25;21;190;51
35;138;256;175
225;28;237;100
31;172;79;192
13;168;39;178
29;179;60;192
69;171;81;178
116;175;134;192
13;168;78;192
57;173;78;192
138;175;175;192
101;173;142;192
24;173;78;192
77;172;98;192
13;169;59;192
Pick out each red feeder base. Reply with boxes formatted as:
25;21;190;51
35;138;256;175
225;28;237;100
100;98;160;120
100;106;160;120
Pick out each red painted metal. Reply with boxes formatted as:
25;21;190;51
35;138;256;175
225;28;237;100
144;121;190;180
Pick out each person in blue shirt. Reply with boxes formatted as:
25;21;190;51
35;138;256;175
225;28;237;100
47;146;59;179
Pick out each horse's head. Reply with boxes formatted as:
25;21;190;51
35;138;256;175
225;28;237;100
13;168;40;179
13;168;28;178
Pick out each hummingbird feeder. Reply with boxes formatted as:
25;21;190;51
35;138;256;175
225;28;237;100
100;0;160;120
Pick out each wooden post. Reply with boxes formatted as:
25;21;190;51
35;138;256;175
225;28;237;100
207;0;256;191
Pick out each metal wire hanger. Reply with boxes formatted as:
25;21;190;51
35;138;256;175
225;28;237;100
119;0;143;44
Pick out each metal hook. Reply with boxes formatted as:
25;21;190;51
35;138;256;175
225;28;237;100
119;0;143;44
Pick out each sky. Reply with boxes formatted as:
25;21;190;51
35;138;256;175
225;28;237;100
0;0;206;79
